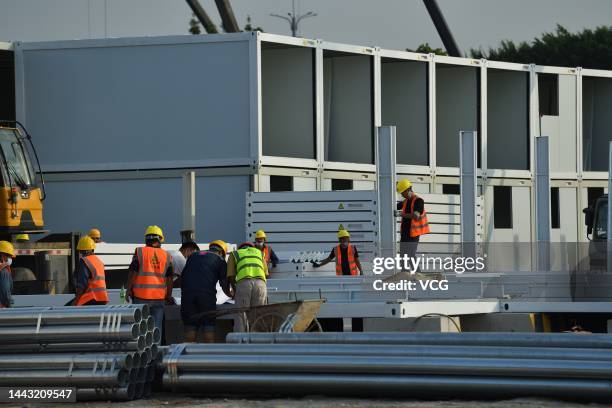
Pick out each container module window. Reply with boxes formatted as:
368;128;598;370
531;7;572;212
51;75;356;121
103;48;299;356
551;187;560;229
332;179;353;191
538;74;559;116
270;176;293;192
442;184;460;195
493;186;513;229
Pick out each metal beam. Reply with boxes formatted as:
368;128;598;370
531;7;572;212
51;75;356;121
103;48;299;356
535;136;550;272
376;126;397;259
215;0;241;33
185;0;218;34
459;131;477;244
422;0;462;57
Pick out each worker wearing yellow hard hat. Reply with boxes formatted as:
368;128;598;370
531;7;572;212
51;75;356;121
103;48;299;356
312;228;363;276
0;241;15;308
396;179;430;269
88;228;102;243
180;239;233;343
253;230;278;270
127;225;174;335
74;236;109;306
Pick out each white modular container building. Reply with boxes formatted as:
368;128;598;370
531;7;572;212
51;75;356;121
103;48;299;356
4;32;611;246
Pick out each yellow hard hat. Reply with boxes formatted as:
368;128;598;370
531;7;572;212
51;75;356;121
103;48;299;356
337;229;350;239
88;228;101;239
396;179;413;194
209;240;228;256
0;241;15;258
144;225;164;242
77;236;96;251
255;230;266;239
14;234;29;242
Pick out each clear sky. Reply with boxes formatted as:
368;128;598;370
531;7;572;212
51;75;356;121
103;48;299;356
1;0;611;53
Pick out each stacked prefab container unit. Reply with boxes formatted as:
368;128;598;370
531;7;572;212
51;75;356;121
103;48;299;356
5;32;611;247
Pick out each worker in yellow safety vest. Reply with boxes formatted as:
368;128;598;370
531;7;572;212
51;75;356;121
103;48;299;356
74;236;109;306
127;225;174;334
312;229;363;276
253;230;279;270
0;241;15;308
227;242;268;332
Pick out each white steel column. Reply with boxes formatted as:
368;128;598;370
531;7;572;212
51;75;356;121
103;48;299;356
535;136;550;272
460;131;477;244
376;126;397;259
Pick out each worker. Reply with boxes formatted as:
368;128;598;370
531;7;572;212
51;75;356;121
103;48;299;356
0;241;15;308
74;236;109;306
312;229;363;275
396;179;430;264
14;234;29;243
168;241;200;285
88;228;102;244
227;242;268;332
181;240;233;343
126;225;174;335
253;230;278;270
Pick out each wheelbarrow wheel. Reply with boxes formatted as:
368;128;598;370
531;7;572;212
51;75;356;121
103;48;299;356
249;311;286;332
305;318;323;332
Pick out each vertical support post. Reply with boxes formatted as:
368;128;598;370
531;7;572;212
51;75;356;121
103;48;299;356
460;131;477;244
607;141;612;274
376;126;397;259
535;136;550;272
182;171;196;242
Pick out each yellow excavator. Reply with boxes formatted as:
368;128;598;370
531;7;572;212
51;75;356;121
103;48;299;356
0;122;45;237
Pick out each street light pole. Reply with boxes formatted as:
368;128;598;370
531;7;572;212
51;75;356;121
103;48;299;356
271;0;317;37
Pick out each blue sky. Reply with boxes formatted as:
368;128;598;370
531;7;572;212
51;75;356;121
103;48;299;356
1;0;611;53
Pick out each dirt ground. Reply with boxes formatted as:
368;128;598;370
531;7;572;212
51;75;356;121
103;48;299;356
23;395;609;408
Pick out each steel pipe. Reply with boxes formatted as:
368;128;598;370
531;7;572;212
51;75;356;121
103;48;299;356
77;384;136;401
150;344;159;360
163;372;612;399
146;316;155;331
179;343;612;361
0;353;133;370
135;382;144;399
0;368;127;387
226;332;612;349
145;332;153;347
146;366;155;382
164;354;612;379
152;327;161;344
143;382;152;398
0;323;140;344
140;349;152;366
139;320;148;335
0;337;147;353
0;305;144;326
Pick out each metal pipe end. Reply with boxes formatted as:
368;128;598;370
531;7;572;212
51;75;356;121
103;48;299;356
131;324;141;339
131;352;141;369
127;382;136;400
152;327;161;345
141;348;152;365
140;304;150;319
150;344;159;361
128;368;137;382
138;367;146;383
145;332;153;347
140;320;148;336
146;366;155;382
118;368;128;387
124;354;134;371
146;316;155;332
137;335;147;351
133;308;142;323
135;382;144;398
143;381;152;398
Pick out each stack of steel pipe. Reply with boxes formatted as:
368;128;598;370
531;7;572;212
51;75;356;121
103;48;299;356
162;332;612;400
0;305;160;401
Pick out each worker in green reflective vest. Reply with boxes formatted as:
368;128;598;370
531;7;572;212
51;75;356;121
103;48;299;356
226;242;268;332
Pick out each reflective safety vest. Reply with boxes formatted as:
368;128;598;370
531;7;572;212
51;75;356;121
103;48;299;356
401;194;431;237
262;245;272;264
335;244;359;276
76;254;109;306
132;247;171;300
233;247;266;283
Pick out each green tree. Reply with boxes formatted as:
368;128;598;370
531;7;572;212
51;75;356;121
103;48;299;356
244;15;264;32
407;43;448;56
470;24;612;70
189;14;201;35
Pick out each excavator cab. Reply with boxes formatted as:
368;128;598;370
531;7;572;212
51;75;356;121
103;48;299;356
0;125;44;236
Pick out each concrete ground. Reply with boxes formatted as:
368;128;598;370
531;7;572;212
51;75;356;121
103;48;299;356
69;395;612;408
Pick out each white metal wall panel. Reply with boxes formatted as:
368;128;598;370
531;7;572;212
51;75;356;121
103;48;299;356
554;75;578;174
261;46;315;159
16;38;252;172
292;176;317;191
43;178;182;243
323;54;373;164
550;187;578;242
246;190;378;260
435;65;479;167
380;59;428;166
353;180;375;190
487;69;529;170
